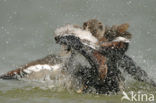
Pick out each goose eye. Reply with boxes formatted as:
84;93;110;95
99;25;103;30
99;22;102;24
83;22;87;29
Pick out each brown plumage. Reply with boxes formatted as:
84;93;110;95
83;19;105;40
93;51;107;80
104;23;132;42
82;19;131;93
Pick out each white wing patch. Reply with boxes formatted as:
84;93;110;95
23;64;62;74
113;37;130;43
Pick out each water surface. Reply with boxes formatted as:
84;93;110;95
0;0;156;103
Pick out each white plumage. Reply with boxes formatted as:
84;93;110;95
113;37;130;43
55;24;98;49
23;64;62;74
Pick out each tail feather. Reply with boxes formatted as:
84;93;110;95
0;74;16;80
0;68;26;80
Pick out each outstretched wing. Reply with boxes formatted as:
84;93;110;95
0;55;63;80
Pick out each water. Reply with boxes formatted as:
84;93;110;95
0;0;156;102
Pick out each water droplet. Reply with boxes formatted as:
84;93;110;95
13;11;17;15
5;41;9;44
127;1;132;5
1;26;4;30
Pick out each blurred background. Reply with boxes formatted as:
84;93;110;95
0;0;155;103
